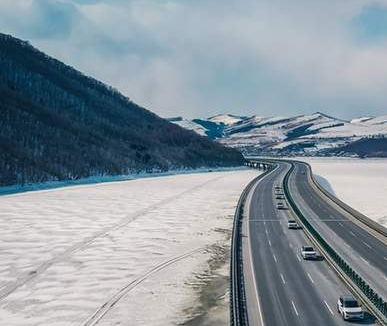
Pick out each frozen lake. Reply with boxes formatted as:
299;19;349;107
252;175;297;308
0;170;258;326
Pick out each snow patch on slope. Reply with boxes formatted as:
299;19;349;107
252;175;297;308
208;114;245;125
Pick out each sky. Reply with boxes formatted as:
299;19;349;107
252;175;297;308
1;0;387;119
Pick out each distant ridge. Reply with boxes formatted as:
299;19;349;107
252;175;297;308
172;112;387;157
0;33;243;186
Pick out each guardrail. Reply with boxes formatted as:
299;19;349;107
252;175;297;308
230;162;275;326
283;163;387;325
300;161;387;239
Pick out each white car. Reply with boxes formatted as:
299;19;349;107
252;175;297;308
287;219;299;229
276;202;287;210
337;295;364;320
300;246;317;259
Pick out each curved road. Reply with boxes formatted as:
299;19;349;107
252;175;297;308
288;161;387;302
242;161;377;325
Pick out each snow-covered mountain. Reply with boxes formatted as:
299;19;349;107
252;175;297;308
168;114;247;139
170;113;387;157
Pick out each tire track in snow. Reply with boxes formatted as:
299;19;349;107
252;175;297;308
80;247;204;326
0;173;229;302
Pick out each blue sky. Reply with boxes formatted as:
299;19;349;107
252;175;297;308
1;0;387;119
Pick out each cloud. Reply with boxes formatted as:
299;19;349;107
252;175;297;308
352;3;387;41
1;0;387;119
0;0;79;39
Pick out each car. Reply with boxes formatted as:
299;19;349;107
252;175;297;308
275;194;284;199
337;295;364;320
300;246;317;259
287;219;299;229
276;202;287;210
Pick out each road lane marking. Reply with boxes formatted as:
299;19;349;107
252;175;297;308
263;221;266;226
350;231;356;237
338;222;344;227
268;239;272;247
280;274;286;284
265;229;269;235
307;273;314;284
324;301;334;316
360;257;370;265
297;255;301;262
362;241;372;249
273;254;278;263
291;301;299;316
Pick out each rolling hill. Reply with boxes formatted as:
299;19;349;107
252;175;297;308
171;113;387;157
0;33;243;187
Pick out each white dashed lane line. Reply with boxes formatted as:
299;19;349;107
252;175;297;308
362;241;372;249
360;257;370;265
291;301;299;316
280;274;286;284
273;254;278;263
324;301;334;316
307;273;315;284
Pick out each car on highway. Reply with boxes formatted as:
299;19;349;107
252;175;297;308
300;246;317;259
275;194;284;199
276;202;287;210
337;295;364;321
287;219;299;229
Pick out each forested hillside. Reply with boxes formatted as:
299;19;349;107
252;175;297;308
0;33;243;186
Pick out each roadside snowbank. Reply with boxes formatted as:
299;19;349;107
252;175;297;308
0;169;258;326
302;158;387;228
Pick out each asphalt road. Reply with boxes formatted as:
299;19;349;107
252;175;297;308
243;163;376;326
288;161;387;302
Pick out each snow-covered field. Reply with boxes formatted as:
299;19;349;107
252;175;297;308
0;170;257;326
303;158;387;228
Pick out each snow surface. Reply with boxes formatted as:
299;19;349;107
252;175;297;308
173;119;208;136
208;114;244;125
0;170;258;326
302;158;387;228
173;113;387;155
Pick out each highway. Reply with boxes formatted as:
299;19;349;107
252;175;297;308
288;161;387;302
241;162;377;326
